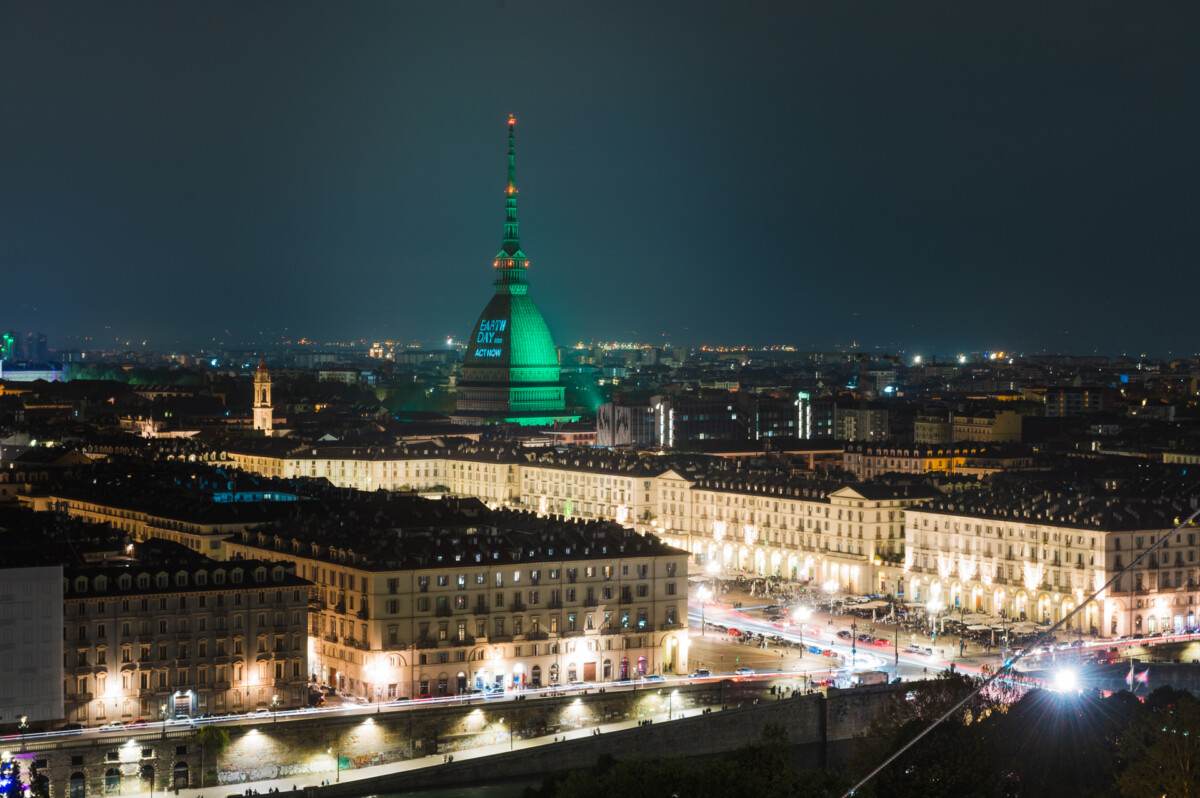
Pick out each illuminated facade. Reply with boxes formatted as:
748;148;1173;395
652;475;937;596
225;516;689;699
62;551;310;724
253;358;273;435
455;116;574;425
902;498;1200;639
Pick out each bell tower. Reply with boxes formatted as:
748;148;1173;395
253;358;273;436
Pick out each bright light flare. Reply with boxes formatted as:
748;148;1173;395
1054;668;1079;693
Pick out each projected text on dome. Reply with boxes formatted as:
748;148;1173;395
474;319;507;357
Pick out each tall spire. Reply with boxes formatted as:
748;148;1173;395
494;114;528;291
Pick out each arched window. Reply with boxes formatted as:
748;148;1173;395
70;772;86;798
549;664;559;683
104;768;121;796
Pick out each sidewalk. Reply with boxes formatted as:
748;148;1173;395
171;706;713;798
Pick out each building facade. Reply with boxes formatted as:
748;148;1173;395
61;548;310;724
224;515;689;700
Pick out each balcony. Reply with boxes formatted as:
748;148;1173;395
510;602;527;613
627;624;654;633
525;630;549;641
454;635;477;647
547;600;563;609
357;607;370;620
214;681;231;690
413;638;439;650
489;635;514;643
561;630;583;638
473;605;490;615
346;638;370;651
323;633;338;643
74;692;94;702
583;598;598;607
435;607;453;617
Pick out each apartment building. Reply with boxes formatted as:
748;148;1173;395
903;486;1200;639
61;538;310;724
224;506;689;700
653;470;939;596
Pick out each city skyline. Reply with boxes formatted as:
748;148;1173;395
2;2;1198;355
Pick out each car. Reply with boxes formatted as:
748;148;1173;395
100;721;127;731
127;718;149;728
167;715;193;725
568;680;592;690
59;723;84;733
727;628;741;636
689;669;712;678
253;708;271;715
836;630;852;640
733;667;755;676
642;675;666;683
856;634;875;644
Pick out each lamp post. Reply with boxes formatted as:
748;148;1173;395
271;694;279;723
793;606;812;659
160;703;168;739
18;716;27;751
824;580;838;626
697;585;712;637
928;599;945;649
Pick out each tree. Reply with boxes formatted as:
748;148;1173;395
1116;688;1200;797
849;672;1002;798
195;725;231;787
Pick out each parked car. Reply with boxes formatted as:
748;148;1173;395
733;667;755;676
642;675;666;683
690;669;712;678
100;721;127;732
836;630;852;640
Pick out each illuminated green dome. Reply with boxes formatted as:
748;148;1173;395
463;293;560;382
455;116;571;423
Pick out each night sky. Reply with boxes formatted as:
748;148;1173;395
2;2;1197;356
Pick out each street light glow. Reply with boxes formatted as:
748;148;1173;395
1054;668;1079;693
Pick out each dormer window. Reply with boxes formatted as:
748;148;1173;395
231;569;243;584
75;577;88;593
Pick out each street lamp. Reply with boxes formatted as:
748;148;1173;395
793;606;812;659
271;694;279;723
160;703;168;739
17;717;27;751
697;585;712;637
928;599;945;648
824;580;838;625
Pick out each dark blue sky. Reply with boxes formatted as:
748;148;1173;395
2;2;1197;356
